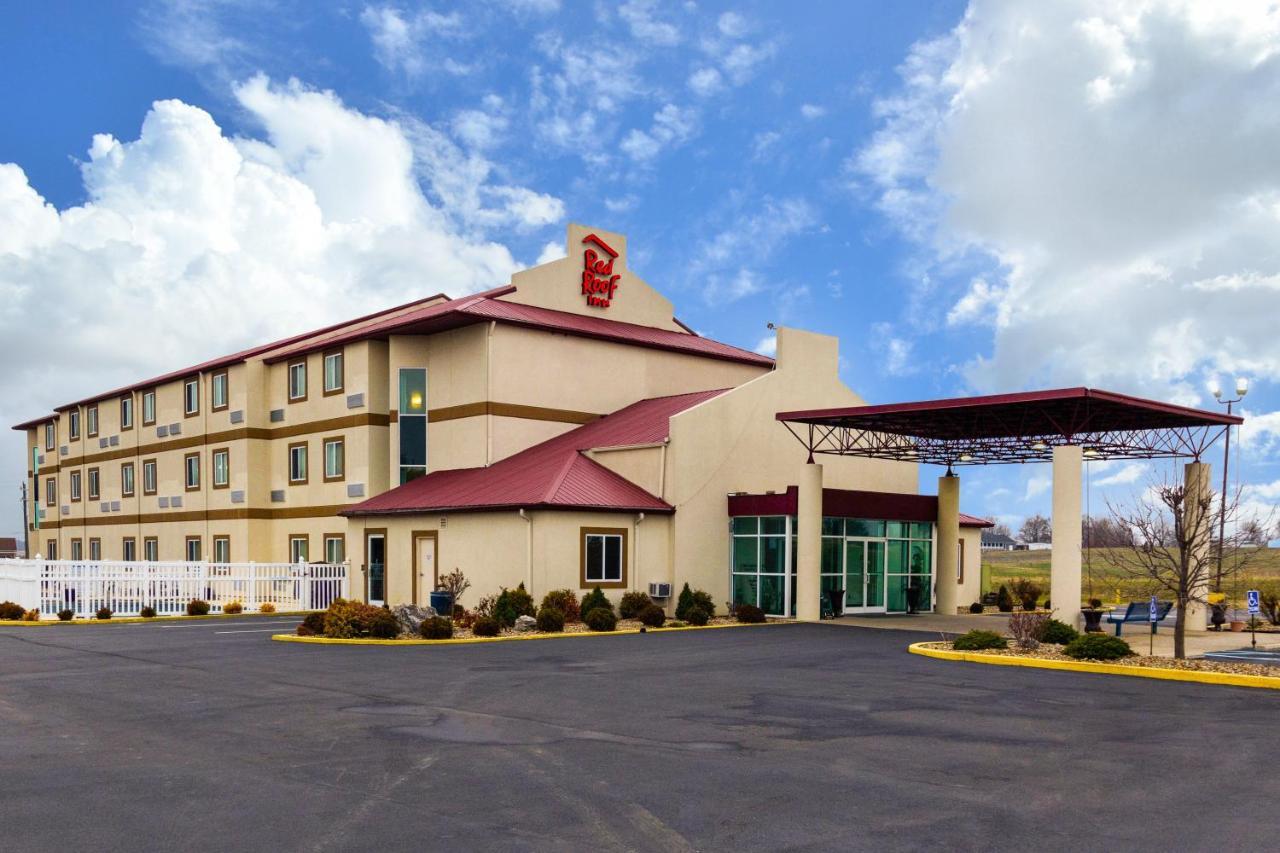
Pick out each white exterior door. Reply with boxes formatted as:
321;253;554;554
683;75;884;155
416;535;436;607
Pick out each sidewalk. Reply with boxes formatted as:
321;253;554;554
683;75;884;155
828;611;1280;659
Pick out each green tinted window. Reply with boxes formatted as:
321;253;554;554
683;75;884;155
909;541;932;574
732;517;757;535
822;517;844;536
399;369;426;413
886;540;910;574
760;535;785;573
732;537;758;573
846;519;885;537
910;522;933;540
760;516;786;535
886;521;908;539
820;538;843;574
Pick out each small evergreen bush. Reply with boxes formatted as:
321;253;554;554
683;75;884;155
585;607;618;632
638;603;666;627
493;583;536;628
95;607;113;620
1039;619;1079;645
735;603;766;623
0;601;25;620
686;606;710;626
675;584;716;621
953;629;1007;651
57;608;74;621
140;606;157;618
186;599;210;616
536;606;565;633
579;586;612;620
223;600;243;615
1063;634;1134;661
1009;578;1043;610
996;586;1015;613
297;612;326;636
540;589;580;622
619;591;653;619
471;615;501;637
420;616;454;639
367;608;401;639
968;601;984;614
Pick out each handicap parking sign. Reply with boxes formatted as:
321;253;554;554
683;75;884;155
1149;594;1159;621
1247;589;1261;615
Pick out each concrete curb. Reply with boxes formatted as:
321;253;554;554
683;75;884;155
0;611;311;626
908;641;1280;691
272;620;787;646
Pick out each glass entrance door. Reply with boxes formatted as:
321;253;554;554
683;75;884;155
366;533;386;605
843;538;886;614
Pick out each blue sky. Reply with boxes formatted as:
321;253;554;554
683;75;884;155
2;0;1278;541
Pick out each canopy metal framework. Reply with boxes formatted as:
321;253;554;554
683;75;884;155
776;388;1242;467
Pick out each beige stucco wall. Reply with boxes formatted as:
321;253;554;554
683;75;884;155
958;527;983;610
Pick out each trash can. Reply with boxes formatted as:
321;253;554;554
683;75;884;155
429;590;454;617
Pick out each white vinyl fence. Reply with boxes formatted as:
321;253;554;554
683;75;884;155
0;557;349;619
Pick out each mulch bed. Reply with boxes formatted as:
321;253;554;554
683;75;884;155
414;615;740;641
921;640;1280;679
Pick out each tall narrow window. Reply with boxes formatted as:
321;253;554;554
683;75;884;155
184;377;200;416
123;538;137;561
211;371;229;411
88;538;101;561
144;537;159;562
398;368;427;484
120;395;133;430
324;534;345;564
70;539;83;561
184;452;200;491
288;442;308;484
288;359;307;402
121;462;135;497
69;409;80;441
86;405;98;438
290;535;310;564
213;536;230;564
70;470;82;502
142;390;156;426
45;477;56;507
45;422;55;450
323;437;344;482
47;540;58;560
142;459;157;495
211;448;230;488
323;350;344;395
87;468;100;501
185;537;202;561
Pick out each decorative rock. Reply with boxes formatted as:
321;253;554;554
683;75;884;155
391;604;437;635
514;614;537;633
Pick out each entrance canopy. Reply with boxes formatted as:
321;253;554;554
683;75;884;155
776;387;1241;467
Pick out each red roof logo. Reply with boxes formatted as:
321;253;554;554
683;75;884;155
581;233;621;309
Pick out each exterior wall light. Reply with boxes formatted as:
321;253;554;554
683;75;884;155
1031;441;1048;451
410;391;424;409
1083;447;1099;457
958;452;973;462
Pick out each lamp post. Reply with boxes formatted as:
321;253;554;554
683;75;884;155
1210;377;1248;592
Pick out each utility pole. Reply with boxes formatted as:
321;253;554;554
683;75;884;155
20;482;31;558
1210;377;1248;592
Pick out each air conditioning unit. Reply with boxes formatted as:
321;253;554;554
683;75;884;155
648;582;672;599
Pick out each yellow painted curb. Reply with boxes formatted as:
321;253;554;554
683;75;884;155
272;620;788;647
908;642;1280;691
0;610;311;627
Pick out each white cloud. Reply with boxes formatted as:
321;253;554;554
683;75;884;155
360;4;467;78
717;12;749;39
872;322;915;376
618;0;681;46
1024;473;1052;500
620;104;696;162
687;67;724;97
1092;461;1147;487
799;103;826;120
854;1;1280;400
754;335;777;357
535;240;566;265
1239;409;1280;459
0;77;564;534
946;277;1004;327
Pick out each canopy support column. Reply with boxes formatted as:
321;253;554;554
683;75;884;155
935;474;961;615
796;462;823;621
1183;461;1212;633
1051;445;1083;628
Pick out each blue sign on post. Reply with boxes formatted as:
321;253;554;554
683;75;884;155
1149;594;1159;622
1247;590;1261;615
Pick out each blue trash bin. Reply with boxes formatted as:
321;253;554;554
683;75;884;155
429;590;454;617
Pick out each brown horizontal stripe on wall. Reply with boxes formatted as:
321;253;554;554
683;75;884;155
31;504;354;529
427;401;600;425
29;464;62;477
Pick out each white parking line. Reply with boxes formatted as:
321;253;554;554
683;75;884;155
215;628;288;634
157;620;300;629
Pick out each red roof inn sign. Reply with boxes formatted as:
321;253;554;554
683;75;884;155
581;233;621;309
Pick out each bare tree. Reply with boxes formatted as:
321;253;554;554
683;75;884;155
990;522;1013;539
1108;479;1268;659
1019;514;1051;544
1240;518;1271;547
1082;515;1134;548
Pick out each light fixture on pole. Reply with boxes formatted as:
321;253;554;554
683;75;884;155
1210;376;1248;592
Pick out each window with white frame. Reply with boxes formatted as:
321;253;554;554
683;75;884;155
184;377;199;415
142;460;157;495
323;437;344;480
289;443;308;483
122;462;135;497
69;410;80;440
123;538;137;561
324;535;345;564
86;405;98;437
120;395;133;429
288;360;307;401
290;536;309;564
45;477;56;507
213;536;230;564
323;351;343;394
184;453;200;490
144;538;158;562
70;539;83;561
87;468;100;501
69;470;82;501
211;372;228;410
212;449;230;487
142;390;156;425
88;538;101;561
582;529;625;586
186;537;202;561
45;422;55;450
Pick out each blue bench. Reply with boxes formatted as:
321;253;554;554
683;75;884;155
1107;600;1173;636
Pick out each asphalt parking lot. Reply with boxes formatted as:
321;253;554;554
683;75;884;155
3;619;1278;852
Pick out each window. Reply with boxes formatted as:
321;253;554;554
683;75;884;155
211;448;230;488
581;527;627;589
183;377;200;417
46;540;58;560
69;409;80;441
398;368;427;484
142;459;158;496
70;470;82;502
87;468;100;501
44;422;55;451
732;516;789;616
289;535;310;564
86;405;98;438
142;390;156;426
123;538;137;561
45;477;56;507
213;536;230;564
288;442;308;484
323;350;344;395
88;538;101;561
956;540;965;584
121;462;135;497
288;359;307;402
211;370;229;411
184;452;200;491
143;537;158;562
324;534;345;564
70;539;83;561
185;537;202;561
323;437;344;482
120;395;133;430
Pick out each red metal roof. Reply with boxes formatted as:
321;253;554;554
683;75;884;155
264;290;774;368
726;486;994;527
343;388;728;516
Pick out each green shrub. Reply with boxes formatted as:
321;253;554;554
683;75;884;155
968;602;984;614
585;607;618;632
579;586;612;620
1087;597;1103;609
638;603;666;627
57;608;74;621
540;589;580;622
1039;618;1079;645
367;608;401;639
321;598;388;638
471;615;501;637
186;599;210;616
953;629;1007;651
139;606;157;618
1063;634;1134;661
735;604;766;623
618;591;653;619
0;601;25;620
675;584;716;621
1009;578;1043;609
686;606;710;626
297;612;326;636
995;586;1014;613
666;620;686;628
536;606;565;633
420;616;454;639
95;607;113;620
493;583;536;628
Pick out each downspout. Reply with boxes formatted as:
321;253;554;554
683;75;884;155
657;438;668;499
519;508;532;591
486;321;496;466
634;512;645;593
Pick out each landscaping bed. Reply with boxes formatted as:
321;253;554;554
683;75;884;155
919;640;1280;679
